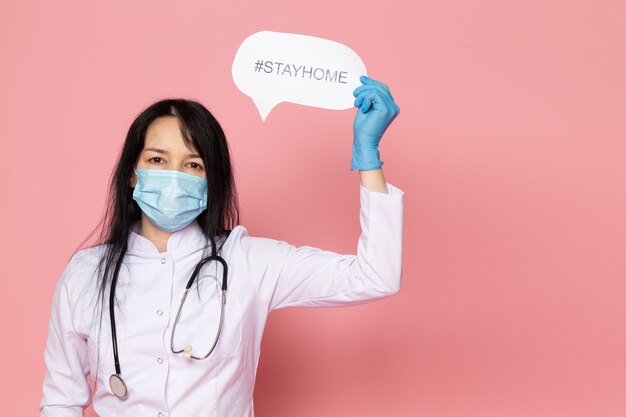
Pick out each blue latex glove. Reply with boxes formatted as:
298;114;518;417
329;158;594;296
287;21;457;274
351;75;400;170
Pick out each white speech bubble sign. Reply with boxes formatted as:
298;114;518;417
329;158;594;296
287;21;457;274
232;30;367;121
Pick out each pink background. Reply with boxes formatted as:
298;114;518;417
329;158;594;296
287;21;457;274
2;0;625;416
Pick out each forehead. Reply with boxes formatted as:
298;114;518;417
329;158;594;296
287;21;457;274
144;116;197;152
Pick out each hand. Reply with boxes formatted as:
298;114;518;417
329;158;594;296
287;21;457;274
350;75;400;170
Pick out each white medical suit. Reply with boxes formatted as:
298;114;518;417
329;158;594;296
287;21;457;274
40;182;404;416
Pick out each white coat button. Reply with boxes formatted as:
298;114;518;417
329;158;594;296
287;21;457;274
157;357;164;364
158;413;164;417
160;258;166;264
156;309;163;316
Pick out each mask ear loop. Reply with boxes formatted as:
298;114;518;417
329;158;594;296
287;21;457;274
131;168;138;189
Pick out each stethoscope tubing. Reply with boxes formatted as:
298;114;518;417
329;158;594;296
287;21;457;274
171;254;228;360
109;242;127;378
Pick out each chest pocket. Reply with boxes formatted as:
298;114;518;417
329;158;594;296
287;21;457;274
170;268;243;362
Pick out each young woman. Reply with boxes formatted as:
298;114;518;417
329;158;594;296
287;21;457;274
40;75;404;416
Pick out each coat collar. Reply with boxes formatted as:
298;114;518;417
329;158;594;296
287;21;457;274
126;219;208;257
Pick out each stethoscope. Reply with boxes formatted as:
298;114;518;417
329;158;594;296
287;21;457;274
108;235;228;399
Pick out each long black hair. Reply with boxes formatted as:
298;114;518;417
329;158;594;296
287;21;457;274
75;98;239;373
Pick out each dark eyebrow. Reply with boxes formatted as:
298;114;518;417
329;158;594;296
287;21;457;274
144;147;201;158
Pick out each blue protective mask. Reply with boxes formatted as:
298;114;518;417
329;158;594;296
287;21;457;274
132;168;208;232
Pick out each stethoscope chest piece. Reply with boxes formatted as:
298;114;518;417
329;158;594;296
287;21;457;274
109;373;128;399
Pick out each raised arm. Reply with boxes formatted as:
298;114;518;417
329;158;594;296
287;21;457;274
250;74;403;311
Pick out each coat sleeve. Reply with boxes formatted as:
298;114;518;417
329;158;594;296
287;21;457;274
40;255;92;417
243;182;404;312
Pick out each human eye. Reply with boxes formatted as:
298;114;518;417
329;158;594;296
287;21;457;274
148;157;164;164
188;162;204;170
